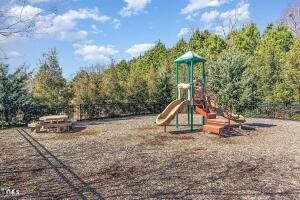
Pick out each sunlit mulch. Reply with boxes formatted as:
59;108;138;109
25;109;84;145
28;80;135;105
0;114;300;199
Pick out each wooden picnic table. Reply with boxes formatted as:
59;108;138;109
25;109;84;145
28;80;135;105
39;115;69;122
39;115;73;132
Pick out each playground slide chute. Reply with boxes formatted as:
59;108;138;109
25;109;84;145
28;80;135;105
156;100;188;126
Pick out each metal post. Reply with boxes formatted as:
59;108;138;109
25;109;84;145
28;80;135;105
201;62;206;125
176;63;179;128
190;60;194;131
188;63;190;126
79;104;82;121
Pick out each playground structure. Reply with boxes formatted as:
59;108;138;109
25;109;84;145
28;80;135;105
156;49;245;135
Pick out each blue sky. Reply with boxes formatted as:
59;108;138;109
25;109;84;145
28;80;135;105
1;0;296;78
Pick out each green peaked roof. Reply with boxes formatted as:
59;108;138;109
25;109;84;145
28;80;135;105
174;50;206;63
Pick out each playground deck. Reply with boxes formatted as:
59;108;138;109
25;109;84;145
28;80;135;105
0;115;300;199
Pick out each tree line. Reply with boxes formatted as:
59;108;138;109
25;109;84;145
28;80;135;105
0;22;300;124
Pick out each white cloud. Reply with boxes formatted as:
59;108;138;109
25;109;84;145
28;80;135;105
0;35;24;60
6;50;23;59
35;8;110;40
58;30;88;41
125;43;155;57
91;24;103;34
73;43;118;62
200;2;250;36
113;19;121;29
91;24;97;31
38;9;109;34
181;0;230;15
119;0;151;17
177;27;192;37
219;1;249;21
28;0;51;3
9;5;43;21
201;10;220;22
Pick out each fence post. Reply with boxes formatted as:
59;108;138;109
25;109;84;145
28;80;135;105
75;104;81;121
79;104;82;121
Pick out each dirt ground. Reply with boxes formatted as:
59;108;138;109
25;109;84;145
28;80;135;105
0;114;300;199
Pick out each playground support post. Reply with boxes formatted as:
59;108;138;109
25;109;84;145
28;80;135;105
175;63;179;128
190;60;194;131
201;62;206;125
188;63;191;126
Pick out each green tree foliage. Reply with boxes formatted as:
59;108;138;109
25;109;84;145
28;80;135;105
227;23;261;55
102;63;124;101
273;37;300;103
13;22;297;116
33;48;69;106
116;59;130;84
0;63;31;124
126;68;148;104
66;23;297;111
253;24;294;102
189;29;226;61
188;29;206;54
168;38;188;65
68;68;104;105
154;72;174;105
208;46;260;112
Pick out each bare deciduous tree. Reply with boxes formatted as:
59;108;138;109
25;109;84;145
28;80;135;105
281;3;300;36
0;1;42;38
0;1;55;60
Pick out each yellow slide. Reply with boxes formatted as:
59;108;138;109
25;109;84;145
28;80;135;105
156;99;188;126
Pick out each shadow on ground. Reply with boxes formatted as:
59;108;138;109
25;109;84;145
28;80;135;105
0;129;104;199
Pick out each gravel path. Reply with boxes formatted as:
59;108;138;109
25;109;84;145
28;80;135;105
0;114;300;199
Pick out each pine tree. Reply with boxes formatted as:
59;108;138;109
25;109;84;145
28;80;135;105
273;36;300;103
126;69;148;104
253;24;294;102
34;48;69;106
102;63;123;102
227;23;261;55
68;69;104;105
0;63;31;124
188;29;205;54
155;72;174;106
208;46;259;112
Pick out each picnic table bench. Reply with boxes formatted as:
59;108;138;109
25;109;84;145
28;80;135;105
28;115;75;133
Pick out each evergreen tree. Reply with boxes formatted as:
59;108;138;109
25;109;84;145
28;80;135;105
102;63;123;102
168;38;188;63
155;72;174;106
116;59;130;84
0;63;31;124
227;23;261;55
188;29;205;53
126;69;148;104
203;33;226;61
273;36;300;103
69;69;104;105
253;24;294;102
208;46;259;112
34;48;69;106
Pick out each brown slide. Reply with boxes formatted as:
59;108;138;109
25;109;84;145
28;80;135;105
156;100;188;126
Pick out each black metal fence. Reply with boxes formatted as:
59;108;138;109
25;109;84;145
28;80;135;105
243;103;300;121
0;102;299;127
0;101;166;127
